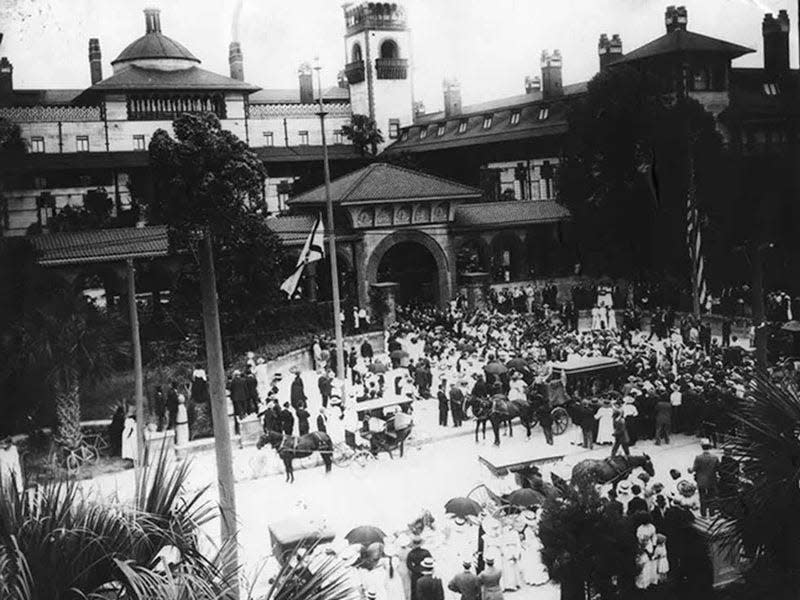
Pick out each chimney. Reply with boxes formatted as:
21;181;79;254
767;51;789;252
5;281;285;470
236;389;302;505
524;75;541;94
541;50;563;100
665;5;688;33
229;41;244;81
89;38;103;84
443;78;461;117
763;11;790;76
598;33;623;71
298;62;314;104
144;8;162;34
0;57;12;100
413;100;426;121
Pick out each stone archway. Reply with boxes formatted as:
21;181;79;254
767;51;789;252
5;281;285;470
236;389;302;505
365;229;451;308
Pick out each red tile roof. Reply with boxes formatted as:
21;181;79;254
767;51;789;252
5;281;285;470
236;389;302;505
31;226;169;266
617;29;754;64
454;200;570;227
288;162;482;205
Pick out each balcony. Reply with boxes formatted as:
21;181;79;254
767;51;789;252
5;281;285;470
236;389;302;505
344;60;365;85
375;58;408;80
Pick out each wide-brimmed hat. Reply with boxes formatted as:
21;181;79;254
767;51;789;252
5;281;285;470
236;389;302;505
617;481;631;493
410;534;423;546
485;557;495;566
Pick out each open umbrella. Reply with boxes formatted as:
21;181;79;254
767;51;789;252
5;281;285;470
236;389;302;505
345;525;386;547
369;361;388;374
445;497;482;518
505;488;545;508
484;361;508;376
390;349;408;361
506;358;530;372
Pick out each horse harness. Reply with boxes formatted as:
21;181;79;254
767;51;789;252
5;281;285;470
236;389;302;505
604;455;633;484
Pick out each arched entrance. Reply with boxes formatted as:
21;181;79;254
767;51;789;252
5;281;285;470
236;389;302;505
377;241;438;305
365;230;451;308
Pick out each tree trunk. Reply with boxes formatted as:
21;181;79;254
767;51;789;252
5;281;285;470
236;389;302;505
54;381;83;451
751;242;768;370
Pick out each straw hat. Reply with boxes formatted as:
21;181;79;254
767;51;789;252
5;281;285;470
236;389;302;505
420;557;435;573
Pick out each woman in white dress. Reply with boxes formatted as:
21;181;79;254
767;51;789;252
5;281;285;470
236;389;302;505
591;305;601;330
500;525;523;591
634;518;658;590
507;373;527;402
606;306;617;331
594;400;615;445
121;410;137;463
519;511;549;586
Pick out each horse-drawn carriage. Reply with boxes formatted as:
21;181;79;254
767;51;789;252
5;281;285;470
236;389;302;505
353;396;414;459
548;356;623;396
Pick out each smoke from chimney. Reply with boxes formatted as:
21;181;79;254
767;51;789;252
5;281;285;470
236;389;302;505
231;0;244;42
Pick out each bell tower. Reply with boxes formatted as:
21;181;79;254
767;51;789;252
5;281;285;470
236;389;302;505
343;2;413;150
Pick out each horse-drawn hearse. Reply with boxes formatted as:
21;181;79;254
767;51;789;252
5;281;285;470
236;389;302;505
354;396;414;459
548;355;623;396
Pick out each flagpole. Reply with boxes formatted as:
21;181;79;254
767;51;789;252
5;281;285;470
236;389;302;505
315;58;346;381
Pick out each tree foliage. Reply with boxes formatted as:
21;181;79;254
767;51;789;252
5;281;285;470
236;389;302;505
146;113;287;334
342;114;384;156
558;65;725;281
0;118;26;233
539;483;638;599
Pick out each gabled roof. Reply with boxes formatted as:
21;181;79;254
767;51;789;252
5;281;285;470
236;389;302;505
617;29;754;64
31;226;169;266
288;162;482;206
265;214;317;244
112;32;200;65
249;86;350;104
86;65;260;93
454;200;570;227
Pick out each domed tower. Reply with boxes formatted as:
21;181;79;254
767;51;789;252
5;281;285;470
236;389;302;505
342;2;413;150
111;8;200;74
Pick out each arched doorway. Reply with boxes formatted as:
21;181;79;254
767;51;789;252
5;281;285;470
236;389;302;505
377;241;438;305
365;230;451;308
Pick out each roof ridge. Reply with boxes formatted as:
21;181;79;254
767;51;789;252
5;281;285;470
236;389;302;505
340;162;381;201
371;161;481;193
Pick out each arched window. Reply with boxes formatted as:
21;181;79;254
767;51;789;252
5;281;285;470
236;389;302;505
352;42;363;63
380;39;399;59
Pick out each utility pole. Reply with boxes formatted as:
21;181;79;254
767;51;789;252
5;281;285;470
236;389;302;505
315;59;346;380
198;230;239;597
126;258;145;496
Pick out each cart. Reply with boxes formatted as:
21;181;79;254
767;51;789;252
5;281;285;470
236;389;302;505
350;396;415;460
268;517;336;565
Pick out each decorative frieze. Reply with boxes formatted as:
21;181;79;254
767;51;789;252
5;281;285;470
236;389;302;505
348;201;450;229
248;102;351;119
0;105;102;123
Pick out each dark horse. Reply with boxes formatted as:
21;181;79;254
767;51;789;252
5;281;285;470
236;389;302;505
469;394;535;446
257;430;333;483
570;454;655;487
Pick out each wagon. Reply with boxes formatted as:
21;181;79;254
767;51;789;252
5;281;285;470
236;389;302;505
354;396;414;459
268;517;336;565
549;356;623;396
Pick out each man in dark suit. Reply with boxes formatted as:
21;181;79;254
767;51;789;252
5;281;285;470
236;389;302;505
477;557;503;600
448;561;481;600
627;485;648;516
654;395;672;445
407;536;433;600
650;494;668;533
229;371;249;420
416;557;444;600
318;371;332;409
290;372;306;410
449;384;465;427
360;339;374;363
691;439;720;517
279;403;294;436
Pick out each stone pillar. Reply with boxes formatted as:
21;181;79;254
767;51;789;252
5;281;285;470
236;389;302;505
370;282;399;329
462;272;490;312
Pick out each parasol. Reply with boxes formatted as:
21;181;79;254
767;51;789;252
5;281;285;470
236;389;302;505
505;488;546;508
506;357;530;371
345;525;386;547
390;349;408;361
484;361;508;376
444;496;482;518
368;361;388;374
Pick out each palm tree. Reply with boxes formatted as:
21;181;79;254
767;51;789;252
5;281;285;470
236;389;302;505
714;374;800;594
1;450;360;600
341;114;384;156
11;277;119;460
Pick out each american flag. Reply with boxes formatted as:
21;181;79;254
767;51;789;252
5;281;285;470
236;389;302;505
686;151;708;312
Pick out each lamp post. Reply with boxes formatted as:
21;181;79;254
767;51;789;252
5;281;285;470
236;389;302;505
314;58;346;380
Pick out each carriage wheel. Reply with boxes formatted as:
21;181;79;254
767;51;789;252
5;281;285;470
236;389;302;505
332;444;354;468
551;407;570;436
354;448;374;467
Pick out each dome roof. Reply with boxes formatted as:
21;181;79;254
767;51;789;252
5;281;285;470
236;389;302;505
112;33;200;65
111;8;200;67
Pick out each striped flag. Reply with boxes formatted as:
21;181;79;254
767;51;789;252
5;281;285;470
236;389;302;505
280;214;325;298
686;151;708;313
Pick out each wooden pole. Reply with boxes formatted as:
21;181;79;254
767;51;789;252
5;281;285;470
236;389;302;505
198;230;240;596
315;62;346;380
126;258;145;495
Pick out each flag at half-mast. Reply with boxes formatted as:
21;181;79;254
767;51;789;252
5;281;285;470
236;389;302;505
280;214;324;298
